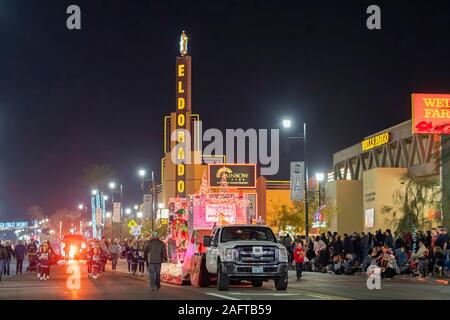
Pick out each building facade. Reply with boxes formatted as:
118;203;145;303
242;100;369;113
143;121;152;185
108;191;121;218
326;119;446;233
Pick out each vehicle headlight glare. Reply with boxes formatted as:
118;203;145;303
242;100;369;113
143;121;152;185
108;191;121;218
222;248;234;262
279;247;288;262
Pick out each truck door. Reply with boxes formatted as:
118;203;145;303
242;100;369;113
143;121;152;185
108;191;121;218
206;228;221;274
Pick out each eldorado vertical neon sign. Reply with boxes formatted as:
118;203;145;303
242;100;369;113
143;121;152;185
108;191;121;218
175;31;191;198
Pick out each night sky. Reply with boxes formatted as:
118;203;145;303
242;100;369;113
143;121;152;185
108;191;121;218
0;0;449;220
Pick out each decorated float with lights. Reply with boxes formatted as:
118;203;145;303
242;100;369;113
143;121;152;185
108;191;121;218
160;168;256;285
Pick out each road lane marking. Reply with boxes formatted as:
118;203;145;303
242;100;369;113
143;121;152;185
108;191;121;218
286;288;354;300
205;293;240;300
229;292;297;296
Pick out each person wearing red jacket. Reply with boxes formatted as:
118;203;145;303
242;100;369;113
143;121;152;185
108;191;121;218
293;242;305;280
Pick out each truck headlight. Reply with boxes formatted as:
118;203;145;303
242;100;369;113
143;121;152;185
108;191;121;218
278;247;288;263
222;248;234;262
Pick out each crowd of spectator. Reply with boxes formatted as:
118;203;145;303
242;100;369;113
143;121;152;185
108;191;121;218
280;226;450;279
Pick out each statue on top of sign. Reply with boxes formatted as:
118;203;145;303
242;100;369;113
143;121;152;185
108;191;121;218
180;31;188;56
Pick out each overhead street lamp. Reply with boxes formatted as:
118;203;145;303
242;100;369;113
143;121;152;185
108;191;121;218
138;167;157;232
282;118;310;238
282;119;292;129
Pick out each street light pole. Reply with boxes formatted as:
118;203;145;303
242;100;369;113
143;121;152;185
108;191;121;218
151;170;156;232
303;122;309;238
284;119;309;239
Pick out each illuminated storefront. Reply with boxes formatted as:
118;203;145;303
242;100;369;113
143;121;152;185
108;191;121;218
327;93;450;233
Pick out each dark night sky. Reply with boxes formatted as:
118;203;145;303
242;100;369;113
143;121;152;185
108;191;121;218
0;0;449;220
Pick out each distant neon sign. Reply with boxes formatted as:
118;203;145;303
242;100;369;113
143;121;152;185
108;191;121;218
0;221;29;229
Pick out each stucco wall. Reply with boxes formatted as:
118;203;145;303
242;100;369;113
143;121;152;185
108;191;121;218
325;180;363;234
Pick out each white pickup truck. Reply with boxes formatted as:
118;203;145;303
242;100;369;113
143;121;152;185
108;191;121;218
203;224;289;291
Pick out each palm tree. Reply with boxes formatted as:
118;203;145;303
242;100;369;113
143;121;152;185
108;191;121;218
27;205;45;221
81;164;115;189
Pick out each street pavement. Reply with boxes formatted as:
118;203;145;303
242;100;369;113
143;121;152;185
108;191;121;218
0;259;449;300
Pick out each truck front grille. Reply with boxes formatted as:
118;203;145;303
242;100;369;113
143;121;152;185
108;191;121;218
235;246;277;264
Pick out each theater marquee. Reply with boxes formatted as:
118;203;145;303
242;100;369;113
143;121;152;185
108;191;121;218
208;164;256;188
412;93;450;134
174;31;192;198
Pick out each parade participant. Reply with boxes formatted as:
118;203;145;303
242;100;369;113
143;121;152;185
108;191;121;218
138;241;145;276
26;240;38;272
86;242;95;278
130;242;139;275
293;242;305;280
37;241;54;280
90;246;102;279
99;237;109;273
125;241;133;274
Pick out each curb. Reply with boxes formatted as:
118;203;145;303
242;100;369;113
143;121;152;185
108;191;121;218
294;270;449;286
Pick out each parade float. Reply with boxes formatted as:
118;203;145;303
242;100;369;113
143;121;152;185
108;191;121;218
160;170;252;285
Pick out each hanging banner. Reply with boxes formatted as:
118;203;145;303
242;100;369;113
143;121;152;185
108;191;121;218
290;162;304;201
113;202;121;223
95;208;102;226
143;194;152;218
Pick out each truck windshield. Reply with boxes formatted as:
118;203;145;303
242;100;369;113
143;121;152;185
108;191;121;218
220;227;277;243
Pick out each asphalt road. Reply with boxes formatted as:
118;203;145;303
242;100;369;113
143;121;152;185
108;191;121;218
0;260;449;300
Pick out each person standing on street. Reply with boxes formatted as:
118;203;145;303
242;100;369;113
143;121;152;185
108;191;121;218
284;234;293;269
293;242;305;280
109;239;121;271
3;241;14;276
143;231;168;291
138;241;145;276
14;240;27;274
0;242;7;282
26;240;38;272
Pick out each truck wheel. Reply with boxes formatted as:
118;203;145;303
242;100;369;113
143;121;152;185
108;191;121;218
217;263;229;291
274;272;288;290
251;280;263;287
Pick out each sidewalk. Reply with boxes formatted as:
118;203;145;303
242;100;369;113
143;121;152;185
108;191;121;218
351;270;449;286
